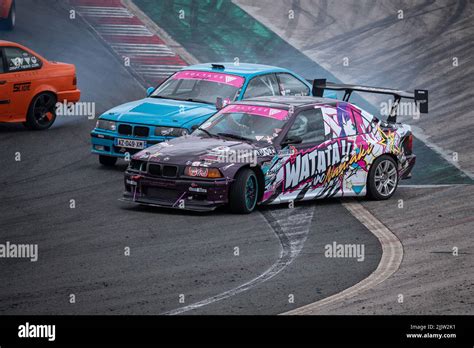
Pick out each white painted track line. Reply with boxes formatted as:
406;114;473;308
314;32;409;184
76;6;134;18
96;24;153;36
163;206;315;315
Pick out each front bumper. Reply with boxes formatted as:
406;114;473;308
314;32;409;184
91;129;170;158
122;171;230;212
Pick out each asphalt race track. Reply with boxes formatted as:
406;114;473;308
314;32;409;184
1;0;472;316
0;0;381;315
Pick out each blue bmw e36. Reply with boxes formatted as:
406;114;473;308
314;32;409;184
90;62;313;166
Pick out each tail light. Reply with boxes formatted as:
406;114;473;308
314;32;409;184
404;134;413;154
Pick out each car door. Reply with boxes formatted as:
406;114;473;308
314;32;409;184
319;102;373;196
273;106;336;203
0;47;12;118
1;46;43;121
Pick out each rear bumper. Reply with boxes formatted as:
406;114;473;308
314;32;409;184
0;88;81;124
122;171;230;211
57;89;81;103
400;154;416;180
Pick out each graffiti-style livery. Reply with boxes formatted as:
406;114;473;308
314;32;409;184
0;0;14;30
122;82;427;213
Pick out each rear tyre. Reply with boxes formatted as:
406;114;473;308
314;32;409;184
229;168;259;214
1;1;15;30
24;92;57;130
99;155;117;167
367;155;398;200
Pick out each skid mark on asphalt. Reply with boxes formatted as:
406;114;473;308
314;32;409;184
163;206;314;315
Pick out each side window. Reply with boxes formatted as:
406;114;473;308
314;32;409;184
286;108;326;144
243;74;280;99
0;49;4;74
321;105;359;139
277;73;310;96
4;47;42;73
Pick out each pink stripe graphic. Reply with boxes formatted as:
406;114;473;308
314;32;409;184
173;70;245;88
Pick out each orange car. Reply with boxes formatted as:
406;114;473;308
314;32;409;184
0;41;80;129
0;0;15;30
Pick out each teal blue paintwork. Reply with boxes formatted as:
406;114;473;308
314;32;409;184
90;62;312;159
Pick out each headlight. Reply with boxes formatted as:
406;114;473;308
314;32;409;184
184;166;222;178
155;127;188;137
96;119;116;131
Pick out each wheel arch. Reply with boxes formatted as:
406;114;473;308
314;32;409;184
27;90;58;112
366;153;399;200
232;164;265;203
367;152;398;176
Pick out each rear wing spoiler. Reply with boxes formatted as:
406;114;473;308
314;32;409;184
312;79;428;123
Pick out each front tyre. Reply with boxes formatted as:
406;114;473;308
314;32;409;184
99;155;117;167
367;155;398;200
24;92;57;130
229;168;259;214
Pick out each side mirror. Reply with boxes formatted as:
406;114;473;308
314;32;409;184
191;124;199;132
146;87;155;97
281;136;303;147
215;97;224;110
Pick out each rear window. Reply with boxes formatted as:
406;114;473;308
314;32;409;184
277;73;310;96
243;74;280;99
4;47;42;72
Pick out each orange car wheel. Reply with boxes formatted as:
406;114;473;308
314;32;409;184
24;92;57;130
0;0;15;30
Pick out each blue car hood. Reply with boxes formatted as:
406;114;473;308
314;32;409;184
100;98;217;127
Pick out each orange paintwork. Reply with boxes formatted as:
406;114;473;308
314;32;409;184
0;0;12;19
0;40;81;123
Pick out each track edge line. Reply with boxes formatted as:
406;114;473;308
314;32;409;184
281;199;404;315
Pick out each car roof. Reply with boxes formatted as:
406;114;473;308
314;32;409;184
236;95;341;110
0;40;18;46
183;62;291;77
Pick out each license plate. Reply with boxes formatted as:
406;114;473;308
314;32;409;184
116;138;146;149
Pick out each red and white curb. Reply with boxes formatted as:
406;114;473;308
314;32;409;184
71;0;187;85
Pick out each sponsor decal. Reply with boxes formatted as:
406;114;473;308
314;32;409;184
8;54;41;71
223;104;289;120
13;82;31;93
173;70;244;88
283;139;373;192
